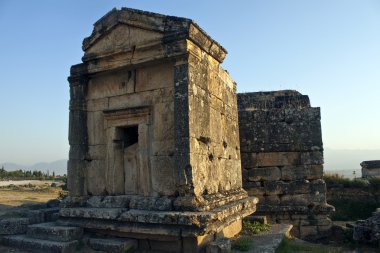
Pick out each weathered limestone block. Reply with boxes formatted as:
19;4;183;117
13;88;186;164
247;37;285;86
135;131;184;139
281;165;323;180
0;218;29;235
252;152;301;167
85;159;106;195
264;195;281;205
59;208;126;220
27;222;83;242
1;235;78;253
247;167;281;181
149;240;182;253
27;210;45;224
280;193;325;206
88;238;138;253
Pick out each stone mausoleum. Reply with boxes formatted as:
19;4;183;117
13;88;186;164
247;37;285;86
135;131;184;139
361;160;380;178
62;7;257;252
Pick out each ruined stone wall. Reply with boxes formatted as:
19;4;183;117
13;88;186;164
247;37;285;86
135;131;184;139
238;90;333;239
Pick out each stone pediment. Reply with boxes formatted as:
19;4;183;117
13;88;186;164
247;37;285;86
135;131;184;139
85;24;163;59
82;8;227;63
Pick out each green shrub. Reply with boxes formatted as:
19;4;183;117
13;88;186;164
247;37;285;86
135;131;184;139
324;173;369;189
328;199;380;221
368;177;380;191
242;220;270;234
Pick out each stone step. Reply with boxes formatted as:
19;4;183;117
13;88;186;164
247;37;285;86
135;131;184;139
232;224;292;253
0;218;29;235
27;222;83;242
1;234;78;253
88;238;138;253
250;224;293;253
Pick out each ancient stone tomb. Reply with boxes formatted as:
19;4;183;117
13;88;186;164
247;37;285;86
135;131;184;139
238;91;334;239
361;160;380;178
63;8;257;252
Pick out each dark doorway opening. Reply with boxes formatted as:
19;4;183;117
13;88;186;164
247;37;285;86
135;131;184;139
122;125;138;148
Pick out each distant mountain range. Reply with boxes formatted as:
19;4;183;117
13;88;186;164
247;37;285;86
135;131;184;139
0;159;67;176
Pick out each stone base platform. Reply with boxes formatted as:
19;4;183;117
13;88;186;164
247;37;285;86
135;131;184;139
57;195;258;252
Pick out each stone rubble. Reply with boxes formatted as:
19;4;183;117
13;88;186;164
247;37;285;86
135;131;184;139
353;208;380;244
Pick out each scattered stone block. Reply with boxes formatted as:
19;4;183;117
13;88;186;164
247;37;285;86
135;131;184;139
353;210;380;243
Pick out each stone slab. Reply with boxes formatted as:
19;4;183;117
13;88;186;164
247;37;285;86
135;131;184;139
88;238;137;253
1;235;78;253
0;218;29;235
27;222;83;242
59;208;127;220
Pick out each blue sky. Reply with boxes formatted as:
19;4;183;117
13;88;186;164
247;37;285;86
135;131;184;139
0;0;379;165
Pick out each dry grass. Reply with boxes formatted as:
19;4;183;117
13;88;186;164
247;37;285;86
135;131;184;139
0;185;61;216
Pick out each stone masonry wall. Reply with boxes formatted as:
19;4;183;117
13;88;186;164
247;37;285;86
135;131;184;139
84;62;176;196
238;90;333;239
187;50;242;197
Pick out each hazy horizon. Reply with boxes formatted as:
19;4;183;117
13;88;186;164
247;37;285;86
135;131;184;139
1;148;379;178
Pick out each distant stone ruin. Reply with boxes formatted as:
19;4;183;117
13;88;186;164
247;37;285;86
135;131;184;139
361;160;380;178
238;91;334;239
64;7;256;253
